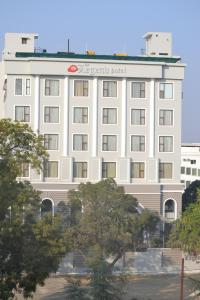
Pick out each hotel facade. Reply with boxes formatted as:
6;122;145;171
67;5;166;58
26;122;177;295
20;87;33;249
0;32;185;221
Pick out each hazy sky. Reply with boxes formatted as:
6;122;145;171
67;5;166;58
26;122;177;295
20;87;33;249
0;0;199;142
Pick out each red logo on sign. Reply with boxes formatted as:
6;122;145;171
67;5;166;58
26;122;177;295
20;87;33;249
68;65;78;72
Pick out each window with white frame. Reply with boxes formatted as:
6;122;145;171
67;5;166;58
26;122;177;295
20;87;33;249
159;136;173;152
159;162;172;179
74;80;88;96
15;78;23;95
103;81;117;97
181;166;185;174
44;134;59;150
25;79;31;95
131;109;145;125
159;110;173;125
44;161;58;178
159;83;173;99
186;167;191;175
21;162;29;177
73;162;87;178
45;79;59;96
15;106;30;122
73;134;88;151
192;168;197;176
44;106;59;123
164;199;175;217
102;162;116;178
131;162;144;178
131;82;145;98
102;108;117;124
102;135;117;151
131;135;145;151
73;107;88;123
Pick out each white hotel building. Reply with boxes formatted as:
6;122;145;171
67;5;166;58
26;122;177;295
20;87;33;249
0;32;185;221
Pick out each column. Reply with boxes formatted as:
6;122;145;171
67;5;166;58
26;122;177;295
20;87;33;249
63;76;69;156
34;76;40;132
121;78;127;157
92;77;98;157
149;79;155;158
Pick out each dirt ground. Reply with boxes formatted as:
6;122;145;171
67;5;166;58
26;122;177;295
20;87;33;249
15;273;200;300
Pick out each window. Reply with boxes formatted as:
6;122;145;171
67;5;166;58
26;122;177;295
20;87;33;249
159;83;173;99
44;107;59;123
164;199;175;220
73;134;88;151
73;162;87;178
44;134;59;150
45;79;59;96
131;82;145;98
186;167;191;175
192;168;197;176
15;78;23;95
74;80;88;96
21;162;29;177
159;136;173;152
102;135;117;151
131;135;145;151
159;110;173;125
186;181;191;188
191;160;196;164
22;37;28;44
165;199;175;213
103;108;117;124
131;109;145;125
181;167;185;174
44;161;58;178
41;199;53;218
102;162;116;178
159;163;172;179
25;79;31;95
103;81;117;97
131;162;144;178
15;106;30;122
73;107;88;123
198;169;200;177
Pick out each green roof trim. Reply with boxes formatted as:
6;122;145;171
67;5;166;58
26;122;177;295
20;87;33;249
15;52;181;63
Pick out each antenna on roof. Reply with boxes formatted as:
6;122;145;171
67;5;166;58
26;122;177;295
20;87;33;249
67;38;70;53
85;42;88;52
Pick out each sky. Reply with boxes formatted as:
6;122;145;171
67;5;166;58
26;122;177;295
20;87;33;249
0;0;199;142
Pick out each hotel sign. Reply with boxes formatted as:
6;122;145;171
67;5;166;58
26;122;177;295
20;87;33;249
67;63;127;76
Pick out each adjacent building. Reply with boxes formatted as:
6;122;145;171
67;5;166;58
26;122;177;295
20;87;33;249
0;32;185;221
181;143;200;188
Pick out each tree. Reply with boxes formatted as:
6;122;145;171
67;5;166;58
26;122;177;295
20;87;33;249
182;180;200;211
169;192;200;253
0;119;66;299
65;179;160;299
66;179;138;267
65;278;90;300
90;259;126;300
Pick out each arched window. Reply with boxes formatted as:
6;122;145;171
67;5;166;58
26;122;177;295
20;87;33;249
41;198;54;218
164;199;175;220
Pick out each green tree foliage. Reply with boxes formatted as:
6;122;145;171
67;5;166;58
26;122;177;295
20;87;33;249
90;260;126;300
0;119;47;172
0;119;65;299
65;179;160;299
65;278;90;300
66;179;139;266
182;180;200;211
169;195;200;253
